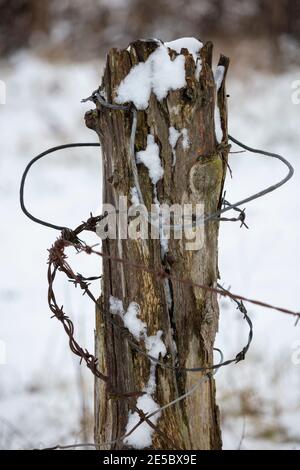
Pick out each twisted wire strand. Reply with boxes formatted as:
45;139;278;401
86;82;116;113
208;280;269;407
20;91;297;450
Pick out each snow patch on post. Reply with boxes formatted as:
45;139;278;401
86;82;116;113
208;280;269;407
214;65;225;143
181;128;190;150
136;134;164;185
124;394;161;449
169;126;181;166
169;126;190;165
214;106;223;143
109;296;167;449
135;134;168;257
195;58;202;80
130;186;140;206
214;65;225;92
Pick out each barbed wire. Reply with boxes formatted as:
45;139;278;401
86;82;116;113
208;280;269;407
20;91;294;233
79;241;300;320
42;208;297;449
20;91;298;450
47;218;253;378
38;354;222;451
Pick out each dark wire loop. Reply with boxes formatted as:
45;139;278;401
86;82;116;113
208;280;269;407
19;136;294;233
20;143;100;231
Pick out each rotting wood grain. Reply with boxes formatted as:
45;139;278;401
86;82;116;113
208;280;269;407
87;38;229;450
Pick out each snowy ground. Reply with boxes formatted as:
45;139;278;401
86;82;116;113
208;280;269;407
0;51;299;450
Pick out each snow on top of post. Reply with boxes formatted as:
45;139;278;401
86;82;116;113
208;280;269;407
116;38;203;110
165;37;203;62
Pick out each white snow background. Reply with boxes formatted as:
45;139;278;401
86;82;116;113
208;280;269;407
0;51;299;449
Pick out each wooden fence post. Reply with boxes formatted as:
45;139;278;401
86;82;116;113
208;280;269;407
86;38;229;450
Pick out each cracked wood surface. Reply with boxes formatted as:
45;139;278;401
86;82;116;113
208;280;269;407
86;39;229;450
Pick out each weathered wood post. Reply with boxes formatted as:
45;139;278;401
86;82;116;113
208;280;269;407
86;38;229;450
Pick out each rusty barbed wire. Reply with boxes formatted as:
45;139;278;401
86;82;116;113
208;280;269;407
78;242;299;320
20;91;298;449
41;207;299;449
38;356;222;451
47;227;178;448
44;214;250;449
48;217;254;376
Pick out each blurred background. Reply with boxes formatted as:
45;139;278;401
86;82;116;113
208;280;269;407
0;0;300;450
